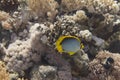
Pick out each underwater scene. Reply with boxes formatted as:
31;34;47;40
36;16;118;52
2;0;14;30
0;0;120;80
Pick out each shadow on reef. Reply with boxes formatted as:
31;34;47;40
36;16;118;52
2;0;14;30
0;0;19;12
107;40;120;53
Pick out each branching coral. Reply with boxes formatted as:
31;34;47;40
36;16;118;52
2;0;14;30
40;15;90;47
30;65;58;80
61;0;86;12
0;11;13;30
86;0;119;14
64;10;88;23
87;51;120;80
0;61;10;80
61;0;119;14
27;0;59;21
4;34;45;75
0;11;11;21
0;0;119;79
80;30;92;42
4;24;47;74
88;11;120;42
4;23;72;79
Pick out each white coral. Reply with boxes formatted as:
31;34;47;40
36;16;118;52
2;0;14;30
61;0;119;14
79;30;92;42
86;0;119;14
4;24;47;74
64;10;88;22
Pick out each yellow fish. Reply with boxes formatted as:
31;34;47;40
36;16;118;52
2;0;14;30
56;36;84;55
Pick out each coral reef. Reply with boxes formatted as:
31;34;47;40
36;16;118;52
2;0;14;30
71;50;89;76
61;0;86;12
88;13;118;39
0;11;13;30
41;14;90;47
30;65;58;80
4;23;72;80
0;44;6;60
4;33;45;75
87;51;120;80
63;10;88;24
27;0;59;21
0;0;119;80
86;0;119;14
61;0;119;14
0;11;11;21
107;31;120;44
0;61;10;80
4;24;47;74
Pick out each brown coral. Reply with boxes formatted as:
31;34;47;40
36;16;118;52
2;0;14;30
0;11;11;21
61;0;86;12
27;0;59;21
0;61;10;80
87;51;120;80
0;11;13;30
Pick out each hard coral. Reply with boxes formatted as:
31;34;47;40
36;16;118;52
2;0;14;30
64;10;88;23
87;51;120;80
61;0;119;14
27;0;59;21
88;13;116;39
0;11;10;21
4;22;72;79
4;33;46;75
0;11;13;30
30;65;58;80
61;0;86;12
0;61;10;80
86;0;119;14
4;24;47;74
42;15;89;47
